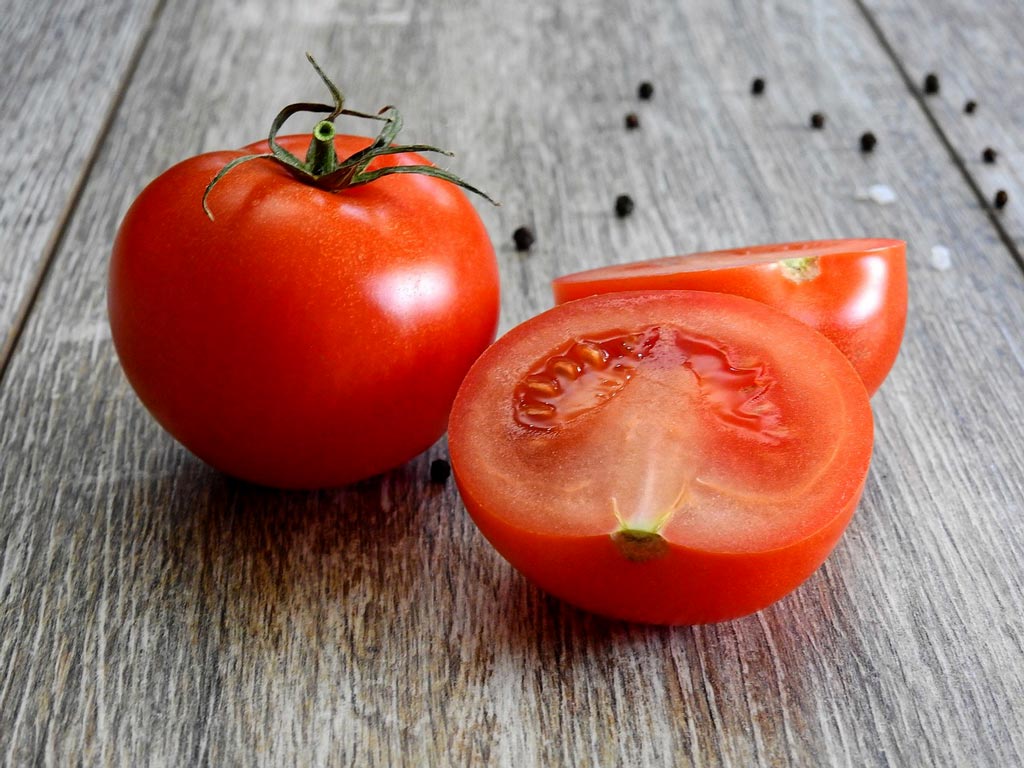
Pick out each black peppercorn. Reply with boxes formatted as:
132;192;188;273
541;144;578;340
994;190;1008;210
982;147;997;164
512;226;535;251
964;100;977;114
637;81;654;100
923;72;940;95
859;132;877;153
430;458;451;484
810;112;826;129
751;77;765;95
615;195;635;217
625;112;640;130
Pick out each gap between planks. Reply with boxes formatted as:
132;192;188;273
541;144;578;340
850;0;1024;275
0;0;170;389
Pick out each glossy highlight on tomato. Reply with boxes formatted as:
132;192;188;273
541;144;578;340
109;133;499;488
552;239;907;395
449;291;874;625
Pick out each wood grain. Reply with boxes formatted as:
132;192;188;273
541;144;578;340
0;0;161;368
2;0;1024;765
860;0;1024;261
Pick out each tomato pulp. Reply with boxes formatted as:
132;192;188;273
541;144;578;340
109;134;499;488
552;239;907;395
449;292;873;624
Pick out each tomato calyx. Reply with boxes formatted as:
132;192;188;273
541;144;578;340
612;507;672;562
202;53;497;219
611;529;670;562
610;490;678;561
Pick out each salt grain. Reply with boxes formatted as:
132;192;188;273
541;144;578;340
869;184;897;204
856;184;897;205
930;245;952;271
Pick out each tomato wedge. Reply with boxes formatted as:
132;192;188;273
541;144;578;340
449;291;874;625
552;239;907;396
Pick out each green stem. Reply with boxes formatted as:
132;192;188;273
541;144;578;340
305;120;338;175
202;54;497;219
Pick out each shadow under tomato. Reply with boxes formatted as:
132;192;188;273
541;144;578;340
469;531;860;682
448;537;874;764
143;450;450;656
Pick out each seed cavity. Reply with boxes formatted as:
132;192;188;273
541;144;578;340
514;326;784;442
513;329;660;429
678;335;785;442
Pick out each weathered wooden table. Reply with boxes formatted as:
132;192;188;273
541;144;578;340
3;0;1023;765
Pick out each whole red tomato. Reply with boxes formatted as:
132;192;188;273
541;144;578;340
553;239;906;395
109;64;499;488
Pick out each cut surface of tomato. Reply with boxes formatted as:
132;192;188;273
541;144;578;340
552;239;906;396
449;291;873;624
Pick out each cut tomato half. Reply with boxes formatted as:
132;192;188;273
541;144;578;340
552;239;907;395
449;291;873;624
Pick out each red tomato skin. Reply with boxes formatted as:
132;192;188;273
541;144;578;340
552;240;907;396
109;134;499;488
457;472;863;625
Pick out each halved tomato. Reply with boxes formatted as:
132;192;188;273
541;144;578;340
449;291;873;625
552;239;907;396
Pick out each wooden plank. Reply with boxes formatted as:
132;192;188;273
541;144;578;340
858;0;1024;262
0;0;162;368
2;0;1023;765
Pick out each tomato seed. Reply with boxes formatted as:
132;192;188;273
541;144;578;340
525;377;561;397
982;147;997;164
637;81;654;100
923;72;940;95
513;226;535;251
810;112;826;129
994;190;1009;210
750;77;766;96
859;132;877;153
964;100;977;114
572;341;609;368
625;112;640;130
517;403;558;425
430;458;451;484
615;194;635;217
551;359;583;380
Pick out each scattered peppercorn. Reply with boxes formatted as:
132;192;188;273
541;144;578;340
512;226;535;251
982;147;997;164
810;112;826;129
964;100;977;114
430;458;451;484
625;112;640;130
923;72;940;95
751;77;766;96
859;131;877;153
994;190;1008;210
615;194;635;217
638;81;654;100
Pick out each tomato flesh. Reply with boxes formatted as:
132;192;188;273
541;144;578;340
449;291;873;624
552;239;907;395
